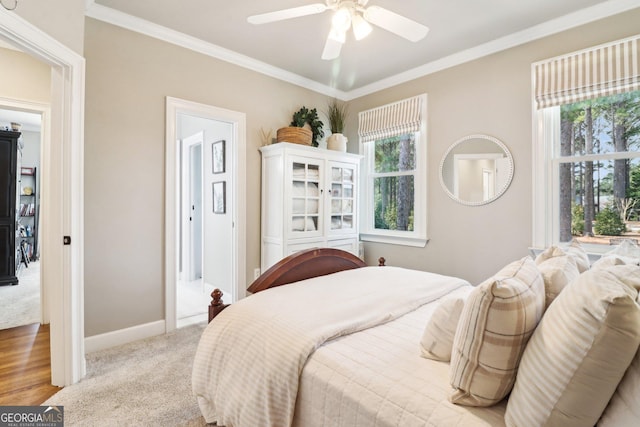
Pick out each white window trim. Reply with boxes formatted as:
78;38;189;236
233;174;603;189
532;104;640;255
532;35;640;255
359;95;428;247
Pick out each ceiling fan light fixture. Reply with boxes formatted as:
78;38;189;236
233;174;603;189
332;7;352;32
328;27;346;44
352;14;372;40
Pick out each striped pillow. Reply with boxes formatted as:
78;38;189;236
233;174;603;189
599;339;640;426
449;257;545;406
505;265;640;427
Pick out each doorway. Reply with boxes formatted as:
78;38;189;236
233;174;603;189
0;107;43;331
0;13;86;386
181;132;204;283
165;97;246;332
177;130;208;327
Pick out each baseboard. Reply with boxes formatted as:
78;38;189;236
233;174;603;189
84;320;166;353
177;313;208;329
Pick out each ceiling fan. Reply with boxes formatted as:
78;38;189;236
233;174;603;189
247;0;429;60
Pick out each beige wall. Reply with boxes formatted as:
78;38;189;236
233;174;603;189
0;47;50;102
14;0;85;54
83;9;640;336
83;18;332;336
345;8;640;285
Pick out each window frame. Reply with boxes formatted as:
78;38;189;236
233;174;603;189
532;103;640;254
532;35;640;253
359;95;428;247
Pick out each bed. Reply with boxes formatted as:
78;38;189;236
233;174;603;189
192;248;507;427
192;246;640;427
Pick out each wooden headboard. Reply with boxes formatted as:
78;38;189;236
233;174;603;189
208;248;370;322
248;248;366;293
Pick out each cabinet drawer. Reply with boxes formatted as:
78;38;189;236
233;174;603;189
286;241;324;256
327;238;358;255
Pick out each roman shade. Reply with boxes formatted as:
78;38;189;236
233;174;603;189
534;34;640;109
358;95;424;142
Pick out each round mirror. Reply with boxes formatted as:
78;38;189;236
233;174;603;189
439;134;514;206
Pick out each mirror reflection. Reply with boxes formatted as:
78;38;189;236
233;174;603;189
440;134;514;206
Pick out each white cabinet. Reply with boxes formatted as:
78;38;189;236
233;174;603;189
260;142;362;271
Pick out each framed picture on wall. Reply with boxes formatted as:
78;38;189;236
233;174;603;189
212;140;225;174
213;181;226;214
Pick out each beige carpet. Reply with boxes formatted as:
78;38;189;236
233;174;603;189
0;260;40;330
43;323;211;426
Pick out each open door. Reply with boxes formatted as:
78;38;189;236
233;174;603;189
181;132;203;282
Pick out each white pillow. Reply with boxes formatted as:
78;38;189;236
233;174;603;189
599;239;640;266
505;265;640;427
449;257;545;406
591;254;630;270
420;290;470;362
562;239;591;272
534;246;580;309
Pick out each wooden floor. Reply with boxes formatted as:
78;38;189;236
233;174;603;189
0;323;61;405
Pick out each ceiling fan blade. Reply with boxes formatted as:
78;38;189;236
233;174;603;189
363;6;429;42
321;29;344;60
248;3;327;25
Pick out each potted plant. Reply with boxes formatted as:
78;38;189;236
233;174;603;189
325;99;348;151
276;106;325;147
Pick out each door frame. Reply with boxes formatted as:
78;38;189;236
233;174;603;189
0;13;85;385
165;97;246;332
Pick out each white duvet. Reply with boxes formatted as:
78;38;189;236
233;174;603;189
192;266;470;427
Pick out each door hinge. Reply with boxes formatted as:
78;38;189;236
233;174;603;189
63;236;71;245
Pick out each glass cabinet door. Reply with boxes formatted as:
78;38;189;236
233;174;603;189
290;160;321;235
329;163;356;233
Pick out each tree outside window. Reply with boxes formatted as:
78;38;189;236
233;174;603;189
558;90;640;245
372;133;416;231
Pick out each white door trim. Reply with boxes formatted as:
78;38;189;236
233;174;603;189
0;13;86;386
165;97;246;332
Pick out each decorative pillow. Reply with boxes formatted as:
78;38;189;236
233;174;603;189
534;246;580;309
504;265;640;427
449;257;545;406
598;342;640;426
597;239;640;266
591;254;629;270
420;289;470;362
563;238;591;272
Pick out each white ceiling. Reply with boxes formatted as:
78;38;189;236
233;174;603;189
83;1;640;99
0;109;41;132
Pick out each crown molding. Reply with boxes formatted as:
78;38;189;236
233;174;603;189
344;0;640;100
85;0;639;102
84;1;349;100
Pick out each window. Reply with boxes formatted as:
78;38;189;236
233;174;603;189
359;94;427;247
532;36;640;252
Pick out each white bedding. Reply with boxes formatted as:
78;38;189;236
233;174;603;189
192;266;475;427
294;285;507;427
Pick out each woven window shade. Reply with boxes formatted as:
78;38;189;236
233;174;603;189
358;95;424;142
534;35;640;109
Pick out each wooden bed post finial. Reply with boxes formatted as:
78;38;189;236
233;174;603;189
209;288;229;322
211;288;223;305
378;257;386;266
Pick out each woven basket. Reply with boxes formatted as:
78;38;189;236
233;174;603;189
276;127;312;145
